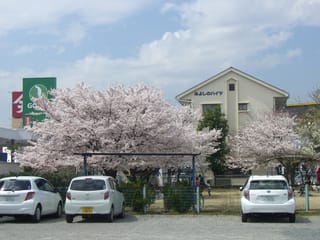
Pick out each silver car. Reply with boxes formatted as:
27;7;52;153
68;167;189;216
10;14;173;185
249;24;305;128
240;175;296;223
64;176;125;223
0;176;63;223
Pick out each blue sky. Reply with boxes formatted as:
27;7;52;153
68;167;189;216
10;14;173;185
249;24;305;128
1;0;320;128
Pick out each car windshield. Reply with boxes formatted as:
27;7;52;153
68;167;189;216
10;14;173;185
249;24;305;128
70;179;106;191
0;179;31;191
249;180;288;190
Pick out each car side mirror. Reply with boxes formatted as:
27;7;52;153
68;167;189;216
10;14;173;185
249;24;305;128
239;186;243;191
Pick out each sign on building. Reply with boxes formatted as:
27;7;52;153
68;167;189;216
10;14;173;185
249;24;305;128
12;91;23;118
0;153;7;162
12;91;23;128
2;147;11;163
22;77;56;126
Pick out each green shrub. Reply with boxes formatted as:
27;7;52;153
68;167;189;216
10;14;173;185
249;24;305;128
120;180;156;213
163;181;194;213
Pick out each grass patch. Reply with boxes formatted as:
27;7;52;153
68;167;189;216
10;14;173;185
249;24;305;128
142;187;320;215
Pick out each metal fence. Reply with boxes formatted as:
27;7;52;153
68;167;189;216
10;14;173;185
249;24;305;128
123;185;320;214
56;178;320;214
122;185;237;214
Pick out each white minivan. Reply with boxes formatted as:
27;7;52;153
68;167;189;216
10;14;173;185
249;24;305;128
0;176;63;223
64;176;125;223
240;175;296;223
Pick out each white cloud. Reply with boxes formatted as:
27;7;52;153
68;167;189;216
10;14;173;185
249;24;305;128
252;49;302;68
62;23;87;44
286;48;302;58
175;0;320;28
130;0;320;73
0;0;151;37
36;1;320;91
13;45;36;55
11;44;67;56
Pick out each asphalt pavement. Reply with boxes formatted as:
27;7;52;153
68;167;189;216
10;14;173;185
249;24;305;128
1;214;320;240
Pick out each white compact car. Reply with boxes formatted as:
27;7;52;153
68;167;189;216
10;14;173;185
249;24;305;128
0;176;63;223
64;176;125;223
240;175;296;223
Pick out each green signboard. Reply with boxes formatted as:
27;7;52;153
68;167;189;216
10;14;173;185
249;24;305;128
23;77;56;126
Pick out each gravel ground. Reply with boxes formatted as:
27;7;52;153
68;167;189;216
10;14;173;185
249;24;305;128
1;214;320;240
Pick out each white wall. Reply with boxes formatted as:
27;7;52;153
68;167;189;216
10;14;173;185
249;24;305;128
178;69;288;134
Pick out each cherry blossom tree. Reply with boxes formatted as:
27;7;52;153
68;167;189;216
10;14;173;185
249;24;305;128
227;112;308;184
296;87;320;158
309;86;320;103
295;109;320;159
16;84;221;174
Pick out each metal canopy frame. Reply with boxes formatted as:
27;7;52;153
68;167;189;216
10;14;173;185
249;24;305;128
74;152;201;186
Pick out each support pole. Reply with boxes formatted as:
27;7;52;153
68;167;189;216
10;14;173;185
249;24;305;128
192;155;196;187
10;139;15;163
83;154;88;176
305;184;309;212
192;155;198;212
196;186;200;213
143;184;147;214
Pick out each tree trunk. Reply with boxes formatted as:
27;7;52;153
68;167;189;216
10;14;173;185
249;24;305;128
283;162;298;187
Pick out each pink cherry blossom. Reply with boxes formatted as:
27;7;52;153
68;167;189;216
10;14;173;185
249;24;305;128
17;84;221;172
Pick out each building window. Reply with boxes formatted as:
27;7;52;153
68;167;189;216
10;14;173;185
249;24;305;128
274;97;287;112
202;104;221;113
239;103;248;111
229;83;235;91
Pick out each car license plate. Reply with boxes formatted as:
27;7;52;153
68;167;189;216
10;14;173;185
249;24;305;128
5;196;15;202
262;196;273;201
81;207;93;214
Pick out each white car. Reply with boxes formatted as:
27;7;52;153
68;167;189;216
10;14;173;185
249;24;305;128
0;176;63;223
64;176;125;223
240;175;296;223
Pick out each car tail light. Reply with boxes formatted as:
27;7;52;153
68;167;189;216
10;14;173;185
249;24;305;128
104;191;109;200
24;191;35;201
244;190;250;200
288;189;293;200
66;192;71;200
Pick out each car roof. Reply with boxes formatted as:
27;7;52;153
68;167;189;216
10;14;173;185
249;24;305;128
0;176;43;181
71;175;113;181
248;175;287;181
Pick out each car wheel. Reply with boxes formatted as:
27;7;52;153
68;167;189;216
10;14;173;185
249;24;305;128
55;202;63;218
32;205;41;223
107;206;114;222
65;214;74;223
119;203;125;218
289;213;296;223
241;213;248;222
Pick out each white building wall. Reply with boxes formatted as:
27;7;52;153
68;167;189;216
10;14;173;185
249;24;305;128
176;68;288;135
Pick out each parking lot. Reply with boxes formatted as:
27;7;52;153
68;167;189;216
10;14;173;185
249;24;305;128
1;214;320;240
